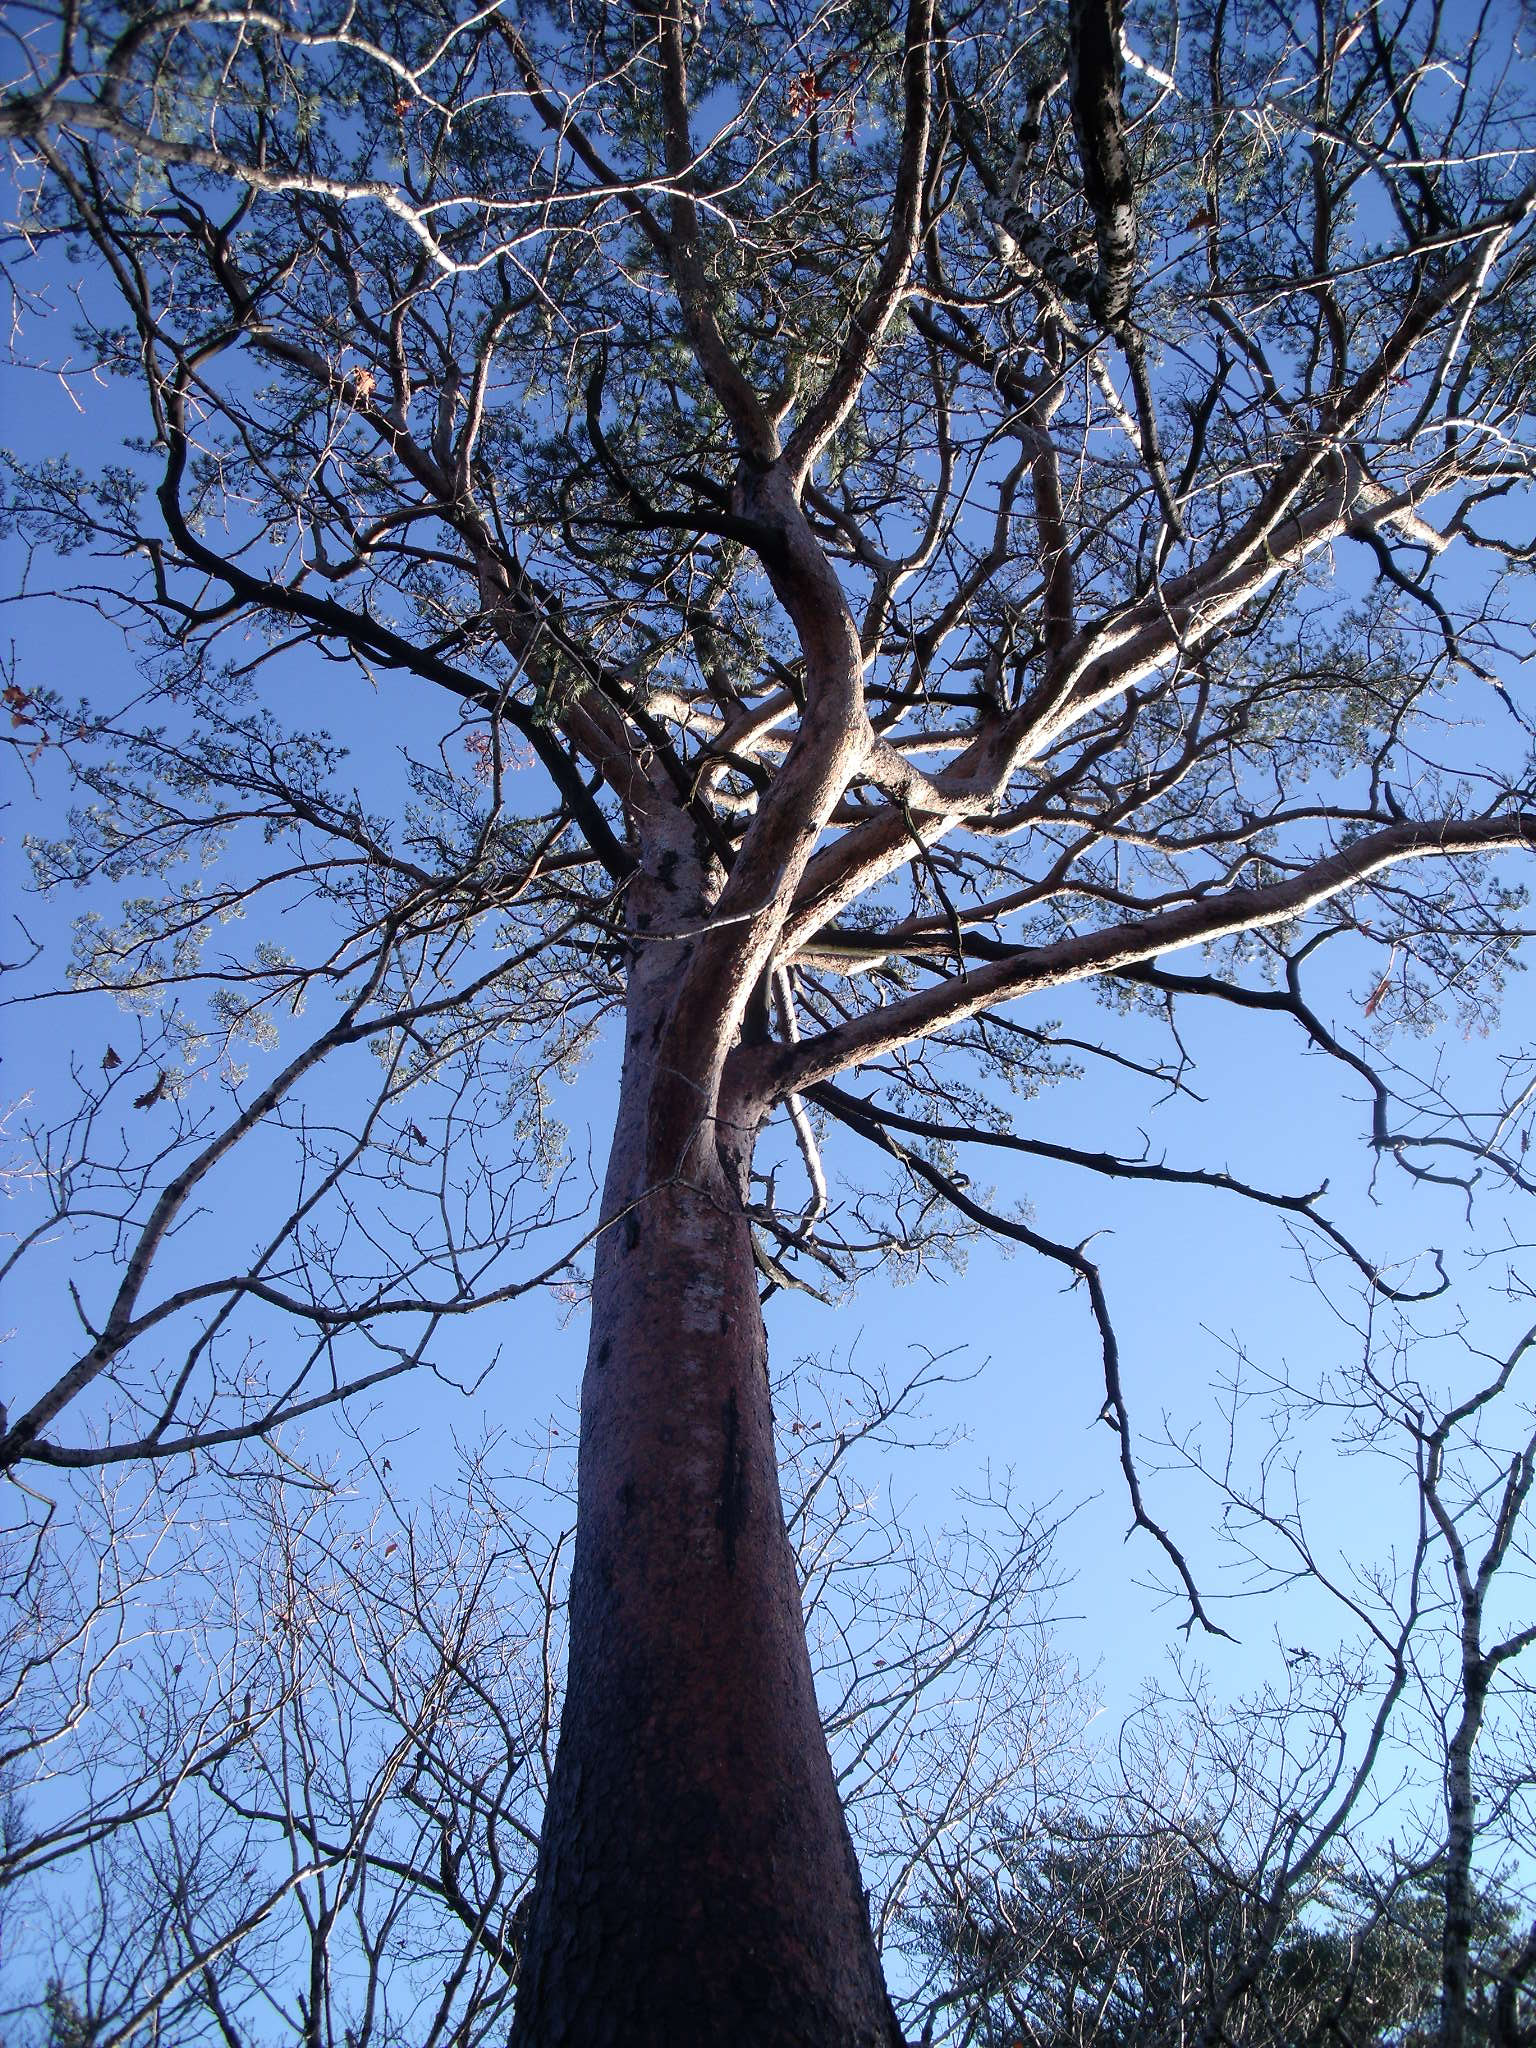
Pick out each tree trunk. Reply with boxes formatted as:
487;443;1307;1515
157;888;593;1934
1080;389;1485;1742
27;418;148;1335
1441;1670;1487;2048
510;938;903;2045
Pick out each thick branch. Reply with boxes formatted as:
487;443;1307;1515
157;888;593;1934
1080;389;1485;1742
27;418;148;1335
782;0;935;481
755;814;1536;1101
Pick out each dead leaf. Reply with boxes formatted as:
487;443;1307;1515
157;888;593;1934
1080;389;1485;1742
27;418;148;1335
101;1045;122;1070
134;1071;168;1109
1363;974;1392;1018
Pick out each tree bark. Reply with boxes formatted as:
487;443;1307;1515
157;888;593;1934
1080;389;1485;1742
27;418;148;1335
1441;1663;1487;2048
509;929;903;2045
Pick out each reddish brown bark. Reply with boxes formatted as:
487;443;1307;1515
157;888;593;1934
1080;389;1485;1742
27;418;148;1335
509;932;904;2045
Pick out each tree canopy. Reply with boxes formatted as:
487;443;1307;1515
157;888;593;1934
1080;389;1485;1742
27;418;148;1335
3;0;1536;2040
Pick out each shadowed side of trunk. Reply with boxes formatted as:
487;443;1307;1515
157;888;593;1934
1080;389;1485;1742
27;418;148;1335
509;980;903;2045
1440;1660;1489;2048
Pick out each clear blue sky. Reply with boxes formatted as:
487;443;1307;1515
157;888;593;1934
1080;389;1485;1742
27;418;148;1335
3;297;1531;1825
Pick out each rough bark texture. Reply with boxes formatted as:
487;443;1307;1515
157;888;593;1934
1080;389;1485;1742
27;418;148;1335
1068;0;1137;327
1441;1648;1487;2048
510;894;903;2046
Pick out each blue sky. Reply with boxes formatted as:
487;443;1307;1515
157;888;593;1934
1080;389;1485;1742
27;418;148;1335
3;269;1533;1876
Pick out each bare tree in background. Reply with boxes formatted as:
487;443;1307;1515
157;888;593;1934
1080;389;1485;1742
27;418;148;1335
3;0;1536;2033
1010;1276;1536;2048
912;1288;1536;2048
0;1357;1072;2046
910;1717;1533;2047
1197;1296;1536;2046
